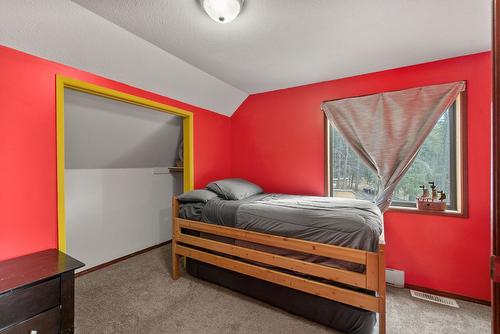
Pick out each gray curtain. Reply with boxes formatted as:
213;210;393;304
322;81;465;212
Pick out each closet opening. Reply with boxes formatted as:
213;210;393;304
56;76;193;272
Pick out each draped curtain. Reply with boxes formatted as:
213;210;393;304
322;81;465;212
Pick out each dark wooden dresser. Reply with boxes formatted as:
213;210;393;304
0;250;84;334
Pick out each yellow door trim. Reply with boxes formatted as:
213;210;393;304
56;75;194;252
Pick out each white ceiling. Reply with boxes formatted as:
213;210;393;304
72;0;491;94
0;0;247;116
64;89;182;169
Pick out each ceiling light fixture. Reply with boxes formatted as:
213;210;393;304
201;0;244;24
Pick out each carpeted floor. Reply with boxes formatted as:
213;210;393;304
75;245;490;334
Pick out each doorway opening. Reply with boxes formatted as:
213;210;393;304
56;76;193;270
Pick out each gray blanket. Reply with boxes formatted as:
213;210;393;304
201;193;269;227
181;194;383;271
236;194;382;253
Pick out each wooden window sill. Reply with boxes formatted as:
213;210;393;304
387;206;467;218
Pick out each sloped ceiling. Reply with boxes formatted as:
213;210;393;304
0;0;247;116
0;1;491;116
73;0;491;94
64;89;182;169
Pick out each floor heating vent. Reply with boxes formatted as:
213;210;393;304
410;290;459;308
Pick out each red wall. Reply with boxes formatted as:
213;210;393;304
231;52;492;301
0;46;231;261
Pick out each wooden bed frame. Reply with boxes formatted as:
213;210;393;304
170;197;386;334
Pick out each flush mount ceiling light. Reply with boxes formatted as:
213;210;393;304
201;0;244;24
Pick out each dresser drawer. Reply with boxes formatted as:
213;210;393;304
0;278;60;330
0;307;60;334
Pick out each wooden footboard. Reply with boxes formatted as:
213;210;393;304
171;197;386;334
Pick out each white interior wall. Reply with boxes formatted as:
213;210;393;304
64;89;183;169
64;89;183;271
65;169;182;271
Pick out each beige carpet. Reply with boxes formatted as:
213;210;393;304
75;245;491;334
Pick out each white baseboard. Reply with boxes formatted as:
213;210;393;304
386;268;405;287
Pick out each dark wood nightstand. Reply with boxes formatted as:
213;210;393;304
0;249;84;334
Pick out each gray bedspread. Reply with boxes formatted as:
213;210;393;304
201;193;269;227
180;194;383;270
236;194;382;252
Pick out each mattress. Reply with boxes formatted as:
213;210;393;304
179;193;383;271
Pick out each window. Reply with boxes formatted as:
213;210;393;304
326;95;465;213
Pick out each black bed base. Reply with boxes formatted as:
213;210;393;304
186;258;376;334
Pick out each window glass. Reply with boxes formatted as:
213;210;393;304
329;103;457;210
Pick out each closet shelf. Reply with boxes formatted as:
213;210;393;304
168;167;184;173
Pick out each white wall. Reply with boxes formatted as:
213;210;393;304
65;168;183;271
64;89;184;271
64;88;182;169
0;0;247;116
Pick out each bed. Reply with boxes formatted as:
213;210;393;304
171;181;386;334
